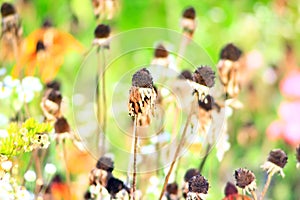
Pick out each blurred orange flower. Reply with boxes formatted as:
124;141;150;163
12;24;84;82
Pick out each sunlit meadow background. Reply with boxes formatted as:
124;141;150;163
1;0;300;199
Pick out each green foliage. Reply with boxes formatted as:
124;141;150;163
0;118;52;159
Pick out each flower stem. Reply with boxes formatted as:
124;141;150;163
158;108;193;200
251;190;258;200
260;172;274;200
61;140;71;198
132;116;138;200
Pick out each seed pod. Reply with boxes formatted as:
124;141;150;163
93;24;111;48
234;168;256;193
181;7;197;38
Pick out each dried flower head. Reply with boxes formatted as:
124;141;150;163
128;68;157;125
296;145;300;168
106;176;130;198
181;7;197;37
184;168;200;182
166;182;178;195
1;2;16;17
46;80;61;91
183;7;196;19
193;66;216;88
96;156;114;172
179;70;193;81
187;175;209;200
261;149;288;177
47;89;62;105
93;24;111;48
224;182;238;197
42;19;53;28
154;44;168;58
198;95;215;111
188;175;209;194
218;43;242;99
54;117;70;134
220;43;242;62
234;168;256;193
94;24;111;39
132;68;153;88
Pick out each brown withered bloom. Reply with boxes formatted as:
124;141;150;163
224;182;238;197
179;70;193;81
93;24;111;48
234;168;257;193
261;149;288;177
182;168;201;199
296;145;300;168
96;156;114;172
166;182;179;200
41;88;62;120
128;68;157;126
187;175;209;200
223;181;252;200
190;66;215;103
46;80;61;91
0;2;22;61
217;43;242;99
54;117;71;143
181;7;196;38
152;44;169;67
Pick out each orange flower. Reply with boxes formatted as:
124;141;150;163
12;24;84;82
222;194;251;200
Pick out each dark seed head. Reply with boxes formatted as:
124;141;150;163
54;117;70;134
46;80;61;91
154;44;168;58
132;68;153;88
42;19;53;28
296;145;300;163
96;156;114;172
47;89;62;105
193;66;216;88
183;7;196;19
224;182;238;197
198;95;214;111
234;168;256;189
267;149;288;168
1;3;16;17
220;43;242;61
94;24;110;39
36;40;46;53
184;168;200;182
178;70;193;80
106;177;130;197
166;182;178;195
84;190;92;200
188;175;209;194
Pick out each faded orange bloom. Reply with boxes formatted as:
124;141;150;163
12;24;84;82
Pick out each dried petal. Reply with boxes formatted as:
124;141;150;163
1;3;16;17
54;117;70;134
166;182;178;195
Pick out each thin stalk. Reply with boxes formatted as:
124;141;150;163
101;49;107;155
132;116;138;200
33;150;43;196
96;47;103;154
61;140;71;197
198;144;211;173
22;154;34;185
251;190;258;200
176;35;190;67
158;108;193;200
260;172;274;200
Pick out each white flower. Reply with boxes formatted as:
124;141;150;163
0;82;12;99
0;129;8;138
3;76;20;89
0;114;8;126
1;160;12;171
45;163;57;175
21;77;42;92
24;170;36;182
0;68;6;76
216;132;230;162
15;187;33;200
0;179;14;200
